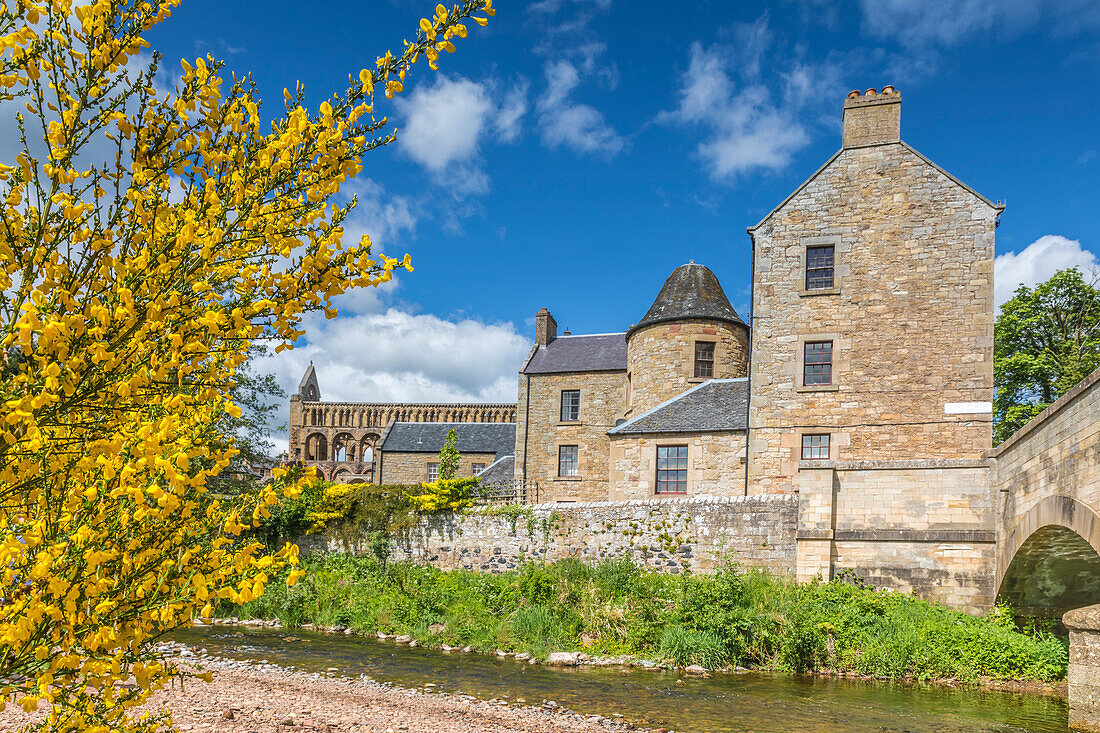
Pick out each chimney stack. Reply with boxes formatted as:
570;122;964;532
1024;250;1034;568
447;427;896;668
842;86;900;148
535;307;557;345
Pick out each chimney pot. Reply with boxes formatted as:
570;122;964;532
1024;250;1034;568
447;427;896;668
864;87;877;96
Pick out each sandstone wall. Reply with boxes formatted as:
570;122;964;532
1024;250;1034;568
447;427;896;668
608;431;746;500
748;141;997;495
796;461;996;613
379;451;499;485
626;320;749;417
513;370;626;502
304;495;797;575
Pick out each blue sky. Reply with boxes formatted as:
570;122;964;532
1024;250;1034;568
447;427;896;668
145;0;1100;445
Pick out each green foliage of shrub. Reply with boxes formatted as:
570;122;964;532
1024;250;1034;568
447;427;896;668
224;556;1069;682
406;476;480;513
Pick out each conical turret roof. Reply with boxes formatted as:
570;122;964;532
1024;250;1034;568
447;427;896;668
628;263;746;337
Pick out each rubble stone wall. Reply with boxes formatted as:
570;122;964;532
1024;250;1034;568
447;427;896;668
304;495;797;575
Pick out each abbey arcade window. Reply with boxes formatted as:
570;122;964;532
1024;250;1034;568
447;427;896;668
560;389;580;421
558;445;579;477
805;244;835;290
656;445;688;494
803;341;833;386
694;341;715;378
801;434;830;461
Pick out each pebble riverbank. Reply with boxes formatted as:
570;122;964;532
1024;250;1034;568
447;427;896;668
0;643;658;733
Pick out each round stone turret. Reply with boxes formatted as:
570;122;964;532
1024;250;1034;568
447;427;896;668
625;263;749;414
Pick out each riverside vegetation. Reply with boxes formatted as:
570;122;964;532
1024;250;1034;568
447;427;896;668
223;552;1068;684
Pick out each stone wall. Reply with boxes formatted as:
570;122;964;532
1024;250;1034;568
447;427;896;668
513;370;627;502
379;451;499;485
306;495;797;576
747;135;997;495
1065;604;1100;732
796;461;996;613
608;431;746;500
626;320;749;417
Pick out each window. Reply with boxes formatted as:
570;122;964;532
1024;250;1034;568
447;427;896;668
806;244;835;290
558;445;578;477
656;445;688;494
472;462;486;475
426;462;440;482
694;341;715;378
803;341;833;386
801;434;830;460
560;389;580;421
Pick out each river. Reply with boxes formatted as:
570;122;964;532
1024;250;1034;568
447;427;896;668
172;626;1069;733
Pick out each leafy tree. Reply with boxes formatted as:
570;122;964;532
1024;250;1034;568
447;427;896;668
438;427;461;480
0;1;494;731
209;344;287;493
994;267;1100;444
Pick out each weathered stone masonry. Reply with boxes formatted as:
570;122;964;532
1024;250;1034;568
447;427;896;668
306;495;797;575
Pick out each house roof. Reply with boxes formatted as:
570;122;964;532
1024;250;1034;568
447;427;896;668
608;379;748;436
628;263;746;338
380;422;516;457
523;333;627;374
476;455;515;486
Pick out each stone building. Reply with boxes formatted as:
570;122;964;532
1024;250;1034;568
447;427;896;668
293;88;1032;611
288;364;516;483
377;422;516;485
513;263;751;502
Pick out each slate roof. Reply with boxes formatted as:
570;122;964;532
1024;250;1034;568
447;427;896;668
608;379;748;435
523;333;627;374
628;263;746;337
380;422;516;457
476;455;515;486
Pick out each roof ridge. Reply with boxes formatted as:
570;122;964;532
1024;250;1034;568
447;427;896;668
554;332;626;338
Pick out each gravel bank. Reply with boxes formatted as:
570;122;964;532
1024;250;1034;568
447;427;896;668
0;654;653;733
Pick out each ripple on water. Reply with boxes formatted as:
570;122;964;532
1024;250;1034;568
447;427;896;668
170;626;1068;733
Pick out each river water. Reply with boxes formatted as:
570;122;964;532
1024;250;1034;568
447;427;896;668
173;626;1069;733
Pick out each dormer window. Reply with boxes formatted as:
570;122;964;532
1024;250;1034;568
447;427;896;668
806;245;834;290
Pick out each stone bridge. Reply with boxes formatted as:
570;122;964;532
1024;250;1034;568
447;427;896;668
990;366;1100;618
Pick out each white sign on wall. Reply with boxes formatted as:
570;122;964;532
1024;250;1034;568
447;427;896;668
944;401;993;415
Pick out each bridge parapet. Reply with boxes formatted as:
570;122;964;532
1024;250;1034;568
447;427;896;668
989;366;1100;590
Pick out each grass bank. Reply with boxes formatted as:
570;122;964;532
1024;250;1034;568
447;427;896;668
225;554;1067;683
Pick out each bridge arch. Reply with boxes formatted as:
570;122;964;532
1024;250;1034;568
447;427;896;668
997;495;1100;618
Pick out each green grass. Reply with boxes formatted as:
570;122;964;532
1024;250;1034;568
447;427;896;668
225;555;1068;683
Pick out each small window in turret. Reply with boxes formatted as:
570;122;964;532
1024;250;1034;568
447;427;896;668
806;245;835;290
694;342;715;378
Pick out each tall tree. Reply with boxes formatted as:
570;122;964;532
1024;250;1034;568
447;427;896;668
994;267;1100;444
0;1;494;731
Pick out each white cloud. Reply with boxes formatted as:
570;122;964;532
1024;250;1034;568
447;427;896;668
537;59;625;157
260;309;530;408
861;0;1038;46
995;235;1099;307
394;75;527;196
659;41;822;180
857;0;1100;47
